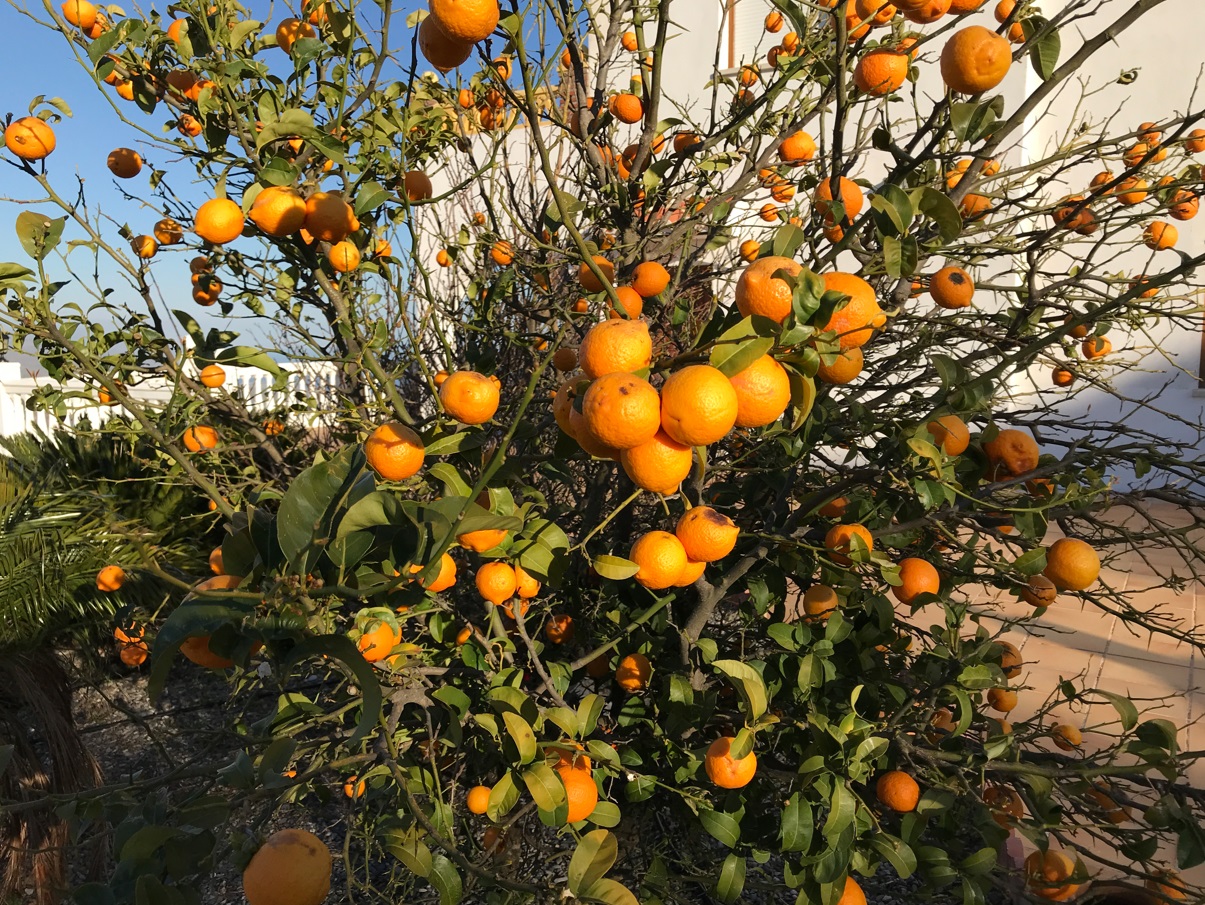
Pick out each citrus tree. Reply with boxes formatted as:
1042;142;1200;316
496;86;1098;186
3;0;1205;903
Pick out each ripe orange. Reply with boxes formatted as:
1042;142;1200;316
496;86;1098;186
242;828;332;905
926;414;969;455
194;198;245;245
439;371;500;424
130;235;158;259
199;364;226;388
476;561;517;605
489;240;514;266
410;552;457;593
987;687;1018;712
759;203;780;222
106;147;142;178
727;354;791;428
343;775;367;798
364;421;425;480
621;30;638;51
1051;723;1082;751
837;876;867;905
544;614;575;643
901;0;949;22
183;425;219;451
275;17;317;54
1024;849;1081;901
193;276;222;306
984;785;1024;826
615;652;652;693
1115;177;1148;205
676;559;706;586
558;764;598;823
402;169;433;202
327;241;361;272
704;736;757;789
996;640;1023;679
930;266;974;309
735;255;803;323
303;192;357;243
249;186;306;237
825;523;873;565
61;0;97;28
620;429;694;494
676;507;739;562
660;365;739;446
1145;870;1188;902
5;117;57;161
436;248;452;267
1052;367;1074;387
820;272;884;349
1082;336;1111;360
357;620;400;662
581;373;661;450
891;557;940;605
739;239;760;263
579;318;652;379
578;255;615;291
1042;538;1100;591
97;565;125;592
816;347;864;385
983;427;1039;478
814;176;864;226
802;584;839;620
630;531;688;589
875;771;920;812
854;48;909;96
608;285;644;319
177;114;203;137
457;527;506;552
631;261;671;297
1143;221;1177;250
779;130;817;164
940;25;1012;94
609;92;644;124
1169;190;1199;221
153;218;184;245
208;546;224;575
429;0;499;43
466;785;491;815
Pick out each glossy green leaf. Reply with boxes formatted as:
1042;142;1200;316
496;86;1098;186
568;829;618;895
712;659;768;719
714;853;746;904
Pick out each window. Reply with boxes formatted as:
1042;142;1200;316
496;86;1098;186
726;0;777;71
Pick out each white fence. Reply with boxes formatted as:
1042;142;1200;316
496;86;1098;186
0;360;343;438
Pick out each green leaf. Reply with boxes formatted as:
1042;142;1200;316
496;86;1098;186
522;762;567;813
277;445;368;572
429;854;462;905
15;211;66;261
592;555;640;580
711;335;775;377
714;853;746;904
870;833;917;879
770;224;805;258
121;825;183;862
580;878;640;905
882;235;918;279
785;366;816;431
502;711;537;764
280;635;384;749
711;659;768;720
353;181;391;216
699;809;740;847
823;783;856;839
385;827;433;878
1023;17;1061;81
1012;547;1047;576
1092;689;1138;732
918;188;963;244
487;771;520;821
568;830;618;895
781;794;813;853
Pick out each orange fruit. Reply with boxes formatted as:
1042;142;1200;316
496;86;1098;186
1145;871;1188;902
620;429;694;494
1143;221;1177;250
558;765;598;823
327;241;361;272
948;0;985;10
765;10;784;31
987;687;1018;713
5;117;57;161
476;561;517;605
1115;177;1148;205
303;192;356;243
61;0;97;28
276;17;317;53
875;771;920;812
199;364;226;388
579;318;652;379
621;30;638;51
735;255;803;323
436;248;452;266
902;0;950;22
209;547;224;574
106;147;142;178
466;785;491;815
410;552;457;593
814;176;864;225
609;92;644;124
996;640;1023;678
581;373;661;450
615;652;651;692
177;114;203;137
853;48;909;95
802;584;839;620
242;828;332;905
816;347;863;385
930;266;974;309
552;346;578;371
993;0;1015;19
819;497;848;518
482;826;507;854
983;427;1038;477
429;0;499;43
97;565;125;592
1051;723;1082;751
836;876;867;905
675;507;739;562
343;775;367;798
249;186;306;237
195;198;245;245
130;235;159;259
608;285;644;319
820;272;884;350
727;354;791;428
891;557;940;605
984;785;1024;826
183;425;219;451
1024;849;1081;901
631;261;671;297
675;559;706;586
660;365;739;446
457;528;507;552
193;276;222;306
1082;336;1111;359
739;239;761;263
357;620;400;662
153;218;184;245
1042;538;1100;591
926;414;969;454
779;130;817;164
1169;190;1198;221
578;255;615;291
1052;368;1074;387
440;371;500;424
704;736;757;789
759;203;780;222
940;25;1012;94
544;614;575;643
402;169;433;202
825;523;873;565
364;421;425;480
490;240;514;265
630;531;688;589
